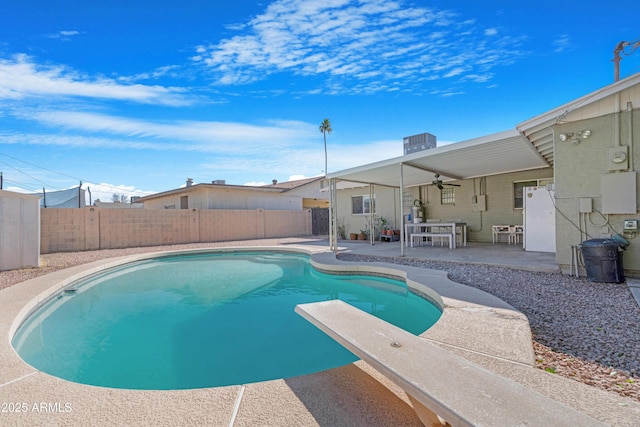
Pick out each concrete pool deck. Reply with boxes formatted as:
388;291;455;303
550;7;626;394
1;244;639;426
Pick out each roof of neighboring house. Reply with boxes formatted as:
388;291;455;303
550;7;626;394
94;201;144;208
262;176;324;190
136;177;324;202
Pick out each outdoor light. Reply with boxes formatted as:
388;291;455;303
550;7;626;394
559;130;591;144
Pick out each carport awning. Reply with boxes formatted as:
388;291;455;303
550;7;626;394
327;129;550;188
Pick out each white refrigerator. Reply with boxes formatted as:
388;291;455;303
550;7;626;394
523;186;556;253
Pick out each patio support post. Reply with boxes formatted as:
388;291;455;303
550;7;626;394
333;178;338;252
329;177;338;252
369;184;375;245
399;163;405;257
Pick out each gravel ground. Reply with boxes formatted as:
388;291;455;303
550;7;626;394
337;253;640;402
2;239;638;402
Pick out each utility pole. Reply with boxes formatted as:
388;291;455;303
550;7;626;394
613;39;640;82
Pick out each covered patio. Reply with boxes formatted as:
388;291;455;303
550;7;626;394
332;239;559;273
325;129;552;256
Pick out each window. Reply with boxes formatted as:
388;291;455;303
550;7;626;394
513;179;553;209
440;187;455;205
351;195;374;214
180;196;188;209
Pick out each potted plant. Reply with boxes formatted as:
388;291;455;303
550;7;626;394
336;219;347;240
350;232;358;240
359;228;368;240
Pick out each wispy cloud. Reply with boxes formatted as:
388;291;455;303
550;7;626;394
552;34;572;53
0;54;192;106
84;182;156;201
117;65;183;83
194;0;527;94
3;106;402;183
199;138;402;178
6;110;318;155
46;30;81;40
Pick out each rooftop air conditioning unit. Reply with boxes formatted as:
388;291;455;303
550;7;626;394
403;132;437;155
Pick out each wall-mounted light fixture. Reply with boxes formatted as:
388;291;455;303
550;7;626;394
559;130;591;144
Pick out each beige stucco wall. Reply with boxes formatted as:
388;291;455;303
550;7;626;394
554;108;640;276
335;186;402;237
40;208;312;254
419;169;553;242
335;167;553;242
0;190;40;270
284;180;328;199
142;187;303;211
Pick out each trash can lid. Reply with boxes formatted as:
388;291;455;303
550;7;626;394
580;238;620;247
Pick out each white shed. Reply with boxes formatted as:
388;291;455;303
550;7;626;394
0;190;40;271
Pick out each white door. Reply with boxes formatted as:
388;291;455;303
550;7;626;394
523;186;556;252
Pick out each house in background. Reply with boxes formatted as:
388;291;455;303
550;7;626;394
261;177;329;208
136;177;328;211
328;72;640;276
93;200;144;209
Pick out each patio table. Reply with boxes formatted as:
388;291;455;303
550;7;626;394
405;222;467;249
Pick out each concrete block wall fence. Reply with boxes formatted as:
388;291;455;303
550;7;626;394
40;207;313;254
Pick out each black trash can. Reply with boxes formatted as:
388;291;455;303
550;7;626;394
580;239;625;283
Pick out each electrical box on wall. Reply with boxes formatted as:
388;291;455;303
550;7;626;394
579;198;593;213
472;194;486;212
623;219;638;239
601;172;637;214
608;146;629;171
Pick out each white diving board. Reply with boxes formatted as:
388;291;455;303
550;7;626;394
295;300;603;427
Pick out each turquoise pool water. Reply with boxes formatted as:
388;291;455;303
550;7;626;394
12;252;441;390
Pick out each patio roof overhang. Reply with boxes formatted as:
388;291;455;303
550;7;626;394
325;130;551;253
327;129;550;188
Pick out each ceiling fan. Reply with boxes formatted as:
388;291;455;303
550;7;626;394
432;173;461;190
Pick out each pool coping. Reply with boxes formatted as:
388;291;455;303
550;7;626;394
1;245;639;426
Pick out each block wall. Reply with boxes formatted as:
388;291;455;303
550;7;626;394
40;208;312;254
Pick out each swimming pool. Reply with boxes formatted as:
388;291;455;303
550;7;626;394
12;251;441;390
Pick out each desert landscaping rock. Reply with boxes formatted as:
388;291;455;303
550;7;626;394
338;253;640;402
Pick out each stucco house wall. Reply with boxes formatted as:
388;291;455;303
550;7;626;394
141;186;302;211
420;168;553;243
335;186;401;237
287;184;329;208
334;166;552;242
554;109;640;275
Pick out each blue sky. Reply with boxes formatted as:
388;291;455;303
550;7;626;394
1;0;639;202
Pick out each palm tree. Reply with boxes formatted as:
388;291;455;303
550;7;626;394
319;118;332;176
